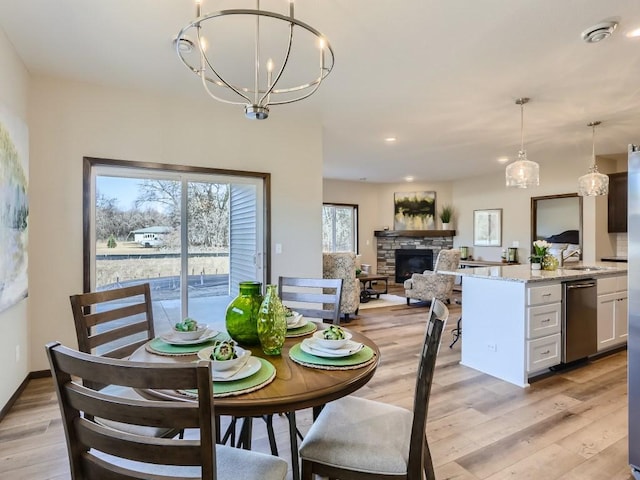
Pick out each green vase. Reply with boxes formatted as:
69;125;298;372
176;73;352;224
257;284;287;356
225;281;263;346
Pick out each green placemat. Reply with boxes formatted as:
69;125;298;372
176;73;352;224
146;332;229;356
286;321;317;338
180;358;276;398
289;343;376;370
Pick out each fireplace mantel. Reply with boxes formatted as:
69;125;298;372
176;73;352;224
374;230;456;238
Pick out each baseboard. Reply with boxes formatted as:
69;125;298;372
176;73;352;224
0;370;52;421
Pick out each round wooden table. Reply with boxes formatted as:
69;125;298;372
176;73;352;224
130;326;379;480
130;328;379;415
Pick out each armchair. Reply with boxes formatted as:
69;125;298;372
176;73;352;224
323;252;360;321
404;249;460;305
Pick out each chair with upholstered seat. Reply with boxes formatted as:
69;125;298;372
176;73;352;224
322;252;360;322
298;298;448;480
69;283;181;439
46;342;288;480
404;249;460;305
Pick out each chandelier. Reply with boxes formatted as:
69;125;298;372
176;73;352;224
505;98;540;188
578;121;609;196
175;0;334;120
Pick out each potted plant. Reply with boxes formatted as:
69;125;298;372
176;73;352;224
439;205;453;230
529;240;550;270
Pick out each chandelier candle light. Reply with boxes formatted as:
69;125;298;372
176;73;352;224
175;0;334;119
578;121;609;196
506;97;540;188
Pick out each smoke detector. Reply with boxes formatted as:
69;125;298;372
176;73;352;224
581;21;618;43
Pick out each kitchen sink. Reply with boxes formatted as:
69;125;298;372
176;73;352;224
562;266;611;271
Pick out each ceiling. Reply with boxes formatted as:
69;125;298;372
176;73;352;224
1;0;639;183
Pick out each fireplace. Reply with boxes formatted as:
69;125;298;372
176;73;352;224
394;249;434;283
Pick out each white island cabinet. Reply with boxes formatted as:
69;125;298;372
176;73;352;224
444;263;628;388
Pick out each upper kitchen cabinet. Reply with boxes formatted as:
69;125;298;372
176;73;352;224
608;172;628;233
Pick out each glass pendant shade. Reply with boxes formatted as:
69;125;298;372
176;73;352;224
505;151;540;188
578;121;608;196
578;165;609;196
506;98;539;188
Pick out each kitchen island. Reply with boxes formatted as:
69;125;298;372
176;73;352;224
444;263;628;387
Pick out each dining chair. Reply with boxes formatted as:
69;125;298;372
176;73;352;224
278;276;343;325
298;298;449;480
69;283;180;439
45;342;288;480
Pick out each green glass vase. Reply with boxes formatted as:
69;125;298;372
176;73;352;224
257;284;287;356
225;281;263;346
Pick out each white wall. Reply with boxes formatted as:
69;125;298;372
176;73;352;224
27;77;324;372
0;28;30;409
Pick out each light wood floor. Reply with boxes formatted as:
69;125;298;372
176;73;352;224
0;295;633;479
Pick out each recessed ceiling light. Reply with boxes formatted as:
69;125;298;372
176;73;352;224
581;21;618;43
404;176;414;182
384;137;397;143
627;27;640;38
497;157;509;164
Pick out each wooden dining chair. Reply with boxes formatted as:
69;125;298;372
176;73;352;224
45;342;288;480
298;298;449;480
278;276;343;325
69;283;181;439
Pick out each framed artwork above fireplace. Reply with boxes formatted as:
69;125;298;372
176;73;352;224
393;191;436;230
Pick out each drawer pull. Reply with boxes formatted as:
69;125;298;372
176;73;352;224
541;318;551;323
541;350;550;355
542;293;552;297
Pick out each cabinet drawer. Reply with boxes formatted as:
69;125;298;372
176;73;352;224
598;275;628;295
527;333;561;373
598;277;617;295
528;284;562;306
527;303;561;339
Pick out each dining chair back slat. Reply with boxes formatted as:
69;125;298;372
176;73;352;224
278;276;343;325
46;342;217;479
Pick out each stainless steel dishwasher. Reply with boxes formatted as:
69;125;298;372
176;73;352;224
562;279;598;363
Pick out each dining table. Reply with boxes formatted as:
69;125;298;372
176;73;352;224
129;321;380;480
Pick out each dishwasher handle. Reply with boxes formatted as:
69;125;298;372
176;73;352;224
565;282;596;289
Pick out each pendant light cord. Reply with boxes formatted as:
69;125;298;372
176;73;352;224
520;102;525;153
591;123;596;167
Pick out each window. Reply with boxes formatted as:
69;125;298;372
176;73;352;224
84;157;268;333
322;203;358;253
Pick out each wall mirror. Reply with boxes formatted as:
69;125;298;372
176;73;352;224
531;193;582;260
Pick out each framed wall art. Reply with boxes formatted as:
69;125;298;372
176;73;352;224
393;191;436;230
0;104;29;313
473;209;502;246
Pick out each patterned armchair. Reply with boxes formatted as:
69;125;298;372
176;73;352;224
404;249;460;305
323;252;361;321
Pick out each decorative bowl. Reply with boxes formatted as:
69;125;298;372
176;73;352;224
312;329;353;349
198;345;250;372
172;323;208;340
286;312;304;328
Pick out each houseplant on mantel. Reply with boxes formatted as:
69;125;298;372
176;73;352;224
439;205;453;230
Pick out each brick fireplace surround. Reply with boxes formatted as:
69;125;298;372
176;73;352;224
374;230;455;284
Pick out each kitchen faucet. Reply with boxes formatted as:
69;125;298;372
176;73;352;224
559;248;581;267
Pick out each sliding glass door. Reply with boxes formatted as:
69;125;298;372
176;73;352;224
84;158;268;333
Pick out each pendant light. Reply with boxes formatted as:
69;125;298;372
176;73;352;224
505;98;540;188
578;121;609;196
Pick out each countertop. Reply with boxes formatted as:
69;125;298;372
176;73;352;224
441;262;628;284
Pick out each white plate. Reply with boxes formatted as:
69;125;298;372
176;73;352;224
212;356;262;382
300;338;364;358
287;316;308;329
159;329;219;345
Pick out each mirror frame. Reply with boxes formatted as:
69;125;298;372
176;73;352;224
531;193;583;257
